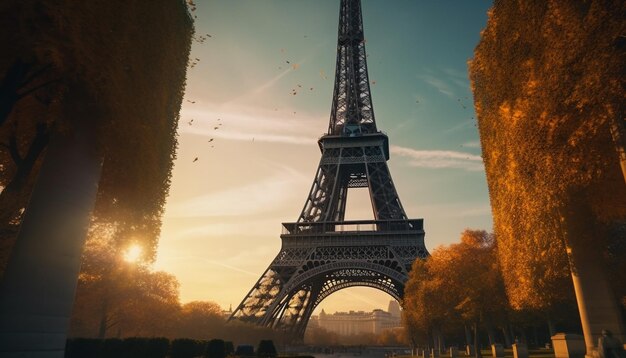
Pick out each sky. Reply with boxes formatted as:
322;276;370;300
153;0;494;315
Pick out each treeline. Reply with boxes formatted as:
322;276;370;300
403;230;582;351
304;326;407;346
69;235;279;346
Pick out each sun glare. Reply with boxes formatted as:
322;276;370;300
123;244;143;263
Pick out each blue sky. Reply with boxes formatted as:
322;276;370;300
154;0;493;313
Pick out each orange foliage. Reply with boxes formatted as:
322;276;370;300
0;0;194;272
403;230;508;340
469;0;626;311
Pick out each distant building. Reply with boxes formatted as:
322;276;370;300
222;304;233;320
311;301;402;336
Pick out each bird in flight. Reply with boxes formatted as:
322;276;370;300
188;119;194;125
208;138;214;142
193;157;198;162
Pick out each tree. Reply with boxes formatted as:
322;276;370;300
304;325;339;346
178;301;225;340
469;0;626;352
69;235;181;339
256;340;277;358
206;339;227;358
404;257;456;350
403;230;509;355
377;328;408;346
0;0;193;355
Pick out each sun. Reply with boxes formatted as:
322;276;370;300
123;244;143;263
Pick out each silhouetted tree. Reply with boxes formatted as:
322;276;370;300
206;339;227;358
257;340;277;358
0;1;193;355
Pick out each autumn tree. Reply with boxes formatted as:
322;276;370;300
376;328;408;346
304;325;339;346
177;301;225;340
0;0;193;355
69;233;181;339
404;230;509;355
404;258;456;350
470;0;626;352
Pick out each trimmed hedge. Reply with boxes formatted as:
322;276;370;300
65;337;169;358
66;337;270;357
170;338;207;358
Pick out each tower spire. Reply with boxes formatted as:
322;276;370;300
329;0;377;136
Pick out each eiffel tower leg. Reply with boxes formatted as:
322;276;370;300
366;160;407;220
298;149;342;223
294;287;320;339
229;266;282;324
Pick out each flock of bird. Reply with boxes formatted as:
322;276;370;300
181;9;477;164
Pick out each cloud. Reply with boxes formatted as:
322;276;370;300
417;67;471;99
390;145;484;171
200;258;265;277
443;67;471;88
179;105;322;145
443;118;474;133
224;62;303;106
418;73;455;98
166;167;309;218
462;140;481;148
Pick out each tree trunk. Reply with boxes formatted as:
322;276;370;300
98;297;109;339
465;324;473;347
0;122;50;225
0;118;102;357
486;323;496;346
547;315;556;338
432;328;440;355
532;326;539;348
561;192;626;356
607;115;626;184
0;60;29;127
440;333;445;352
502;327;511;348
474;322;482;358
521;328;528;345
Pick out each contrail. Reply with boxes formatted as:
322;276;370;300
201;258;260;277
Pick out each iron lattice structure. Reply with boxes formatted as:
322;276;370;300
230;0;428;339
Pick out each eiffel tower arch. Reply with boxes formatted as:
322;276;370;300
230;0;428;339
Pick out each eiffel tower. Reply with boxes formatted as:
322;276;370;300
230;0;428;339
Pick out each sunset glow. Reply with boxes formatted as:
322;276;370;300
155;0;494;313
123;244;143;263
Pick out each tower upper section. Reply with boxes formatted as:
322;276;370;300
328;0;377;137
